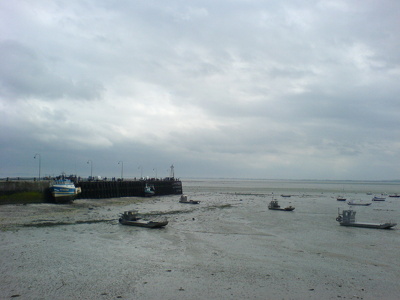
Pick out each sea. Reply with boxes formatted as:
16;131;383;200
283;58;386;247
1;179;399;300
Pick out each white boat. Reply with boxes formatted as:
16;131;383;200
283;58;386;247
347;200;371;206
50;178;81;203
336;209;396;229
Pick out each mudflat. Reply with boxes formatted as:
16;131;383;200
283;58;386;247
1;183;399;300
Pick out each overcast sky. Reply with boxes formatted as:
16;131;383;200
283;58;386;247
1;1;400;180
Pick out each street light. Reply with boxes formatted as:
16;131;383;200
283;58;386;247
34;153;41;180
138;165;143;178
87;160;93;179
118;161;124;179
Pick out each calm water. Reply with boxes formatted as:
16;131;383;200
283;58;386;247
1;179;399;299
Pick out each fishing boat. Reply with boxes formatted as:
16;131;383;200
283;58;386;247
347;200;371;206
372;196;386;201
179;195;200;204
49;177;81;203
268;199;294;211
389;194;400;198
144;184;155;197
119;210;168;228
336;209;396;229
336;196;346;201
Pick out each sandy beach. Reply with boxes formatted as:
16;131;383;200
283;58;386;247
1;180;400;299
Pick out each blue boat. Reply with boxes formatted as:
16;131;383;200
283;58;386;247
50;178;80;203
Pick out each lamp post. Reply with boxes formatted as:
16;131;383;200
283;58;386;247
34;153;41;180
138;165;143;178
153;168;157;179
118;161;124;179
87;160;93;179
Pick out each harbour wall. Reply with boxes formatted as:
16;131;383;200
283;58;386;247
0;180;51;193
0;179;182;204
0;180;52;204
76;179;182;199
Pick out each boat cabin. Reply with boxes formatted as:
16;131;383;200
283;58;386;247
341;210;356;224
120;210;140;221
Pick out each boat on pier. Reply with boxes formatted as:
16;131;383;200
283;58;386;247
50;177;81;203
144;184;155;197
336;209;396;229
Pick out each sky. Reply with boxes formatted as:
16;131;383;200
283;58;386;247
1;0;400;180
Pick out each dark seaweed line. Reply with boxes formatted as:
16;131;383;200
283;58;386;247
23;219;117;227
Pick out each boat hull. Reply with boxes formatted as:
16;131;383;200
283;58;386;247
50;185;78;203
268;207;295;211
372;197;386;201
179;200;200;204
339;222;396;229
119;219;168;228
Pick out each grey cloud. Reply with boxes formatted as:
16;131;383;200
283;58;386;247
0;40;104;100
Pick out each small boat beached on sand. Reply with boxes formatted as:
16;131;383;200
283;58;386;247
347;200;371;206
119;210;168;228
336;209;396;229
372;196;386;201
268;199;294;211
179;195;200;204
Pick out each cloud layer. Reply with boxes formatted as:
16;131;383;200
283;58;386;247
1;1;400;180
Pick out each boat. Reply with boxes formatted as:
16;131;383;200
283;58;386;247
49;177;81;203
389;194;400;198
336;209;396;229
179;195;200;204
372;196;386;201
144;184;155;197
336;186;347;201
347;200;371;206
268;199;294;211
281;194;291;198
119;210;168;228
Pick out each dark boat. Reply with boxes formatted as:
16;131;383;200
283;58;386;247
389;194;400;198
179;195;200;204
119;210;168;228
336;209;396;229
336;196;346;201
268;199;294;211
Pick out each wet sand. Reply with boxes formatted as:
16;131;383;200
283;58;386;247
1;186;399;299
